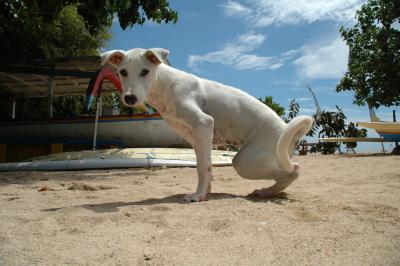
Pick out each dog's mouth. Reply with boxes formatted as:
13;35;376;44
122;97;149;112
122;102;136;108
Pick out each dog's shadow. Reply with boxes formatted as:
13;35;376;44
42;192;299;213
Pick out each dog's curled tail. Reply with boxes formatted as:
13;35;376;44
276;116;313;173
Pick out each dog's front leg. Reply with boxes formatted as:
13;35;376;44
183;115;214;202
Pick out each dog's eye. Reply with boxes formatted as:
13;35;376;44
119;69;128;77
140;69;149;77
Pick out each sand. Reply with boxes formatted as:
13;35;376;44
0;154;399;265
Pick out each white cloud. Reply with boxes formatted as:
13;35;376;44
196;0;363;75
220;0;251;17
188;32;298;71
188;33;349;77
221;0;365;27
190;1;360;73
288;97;312;102
234;54;274;70
293;37;349;80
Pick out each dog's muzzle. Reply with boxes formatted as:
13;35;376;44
124;94;137;105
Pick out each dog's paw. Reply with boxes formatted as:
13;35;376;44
247;189;276;198
183;193;207;202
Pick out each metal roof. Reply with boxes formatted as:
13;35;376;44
0;56;117;97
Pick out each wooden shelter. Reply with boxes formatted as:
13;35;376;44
0;57;188;162
0;56;116;119
0;56;116;97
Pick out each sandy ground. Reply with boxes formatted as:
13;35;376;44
0;154;399;265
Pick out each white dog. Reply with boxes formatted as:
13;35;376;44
101;48;313;202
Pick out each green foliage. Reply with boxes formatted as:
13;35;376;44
314;106;346;154
0;2;111;59
312;106;368;154
337;0;400;108
101;92;121;110
316;106;346;140
0;93;146;120
343;122;368;151
77;0;178;34
14;95;85;120
0;96;86;120
0;0;178;59
286;98;300;122
52;95;86;118
259;96;285;117
42;6;111;59
279;98;364;154
15;98;49;120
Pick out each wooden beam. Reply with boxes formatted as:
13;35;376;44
48;72;55;119
0;65;95;78
66;76;81;88
0;72;37;89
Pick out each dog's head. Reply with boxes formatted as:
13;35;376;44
101;48;169;107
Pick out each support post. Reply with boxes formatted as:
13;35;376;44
394;110;398;148
11;97;16;119
48;67;55;119
92;96;102;150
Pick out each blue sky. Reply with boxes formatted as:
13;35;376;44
106;0;399;152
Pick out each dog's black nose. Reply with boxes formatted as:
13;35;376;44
124;95;137;105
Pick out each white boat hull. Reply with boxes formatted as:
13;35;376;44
0;114;189;148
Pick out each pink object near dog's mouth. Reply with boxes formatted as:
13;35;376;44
86;67;122;110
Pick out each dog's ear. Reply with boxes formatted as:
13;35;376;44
145;48;170;65
101;50;126;67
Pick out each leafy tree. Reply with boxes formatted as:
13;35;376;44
337;0;400;108
343;122;367;153
41;5;111;59
259;96;285;117
53;96;86;118
1;2;108;59
0;0;178;59
14;98;49;120
77;0;178;34
1;95;87;120
286;98;299;122
314;106;346;154
312;106;367;154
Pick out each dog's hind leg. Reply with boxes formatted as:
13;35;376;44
247;171;299;198
232;143;299;197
